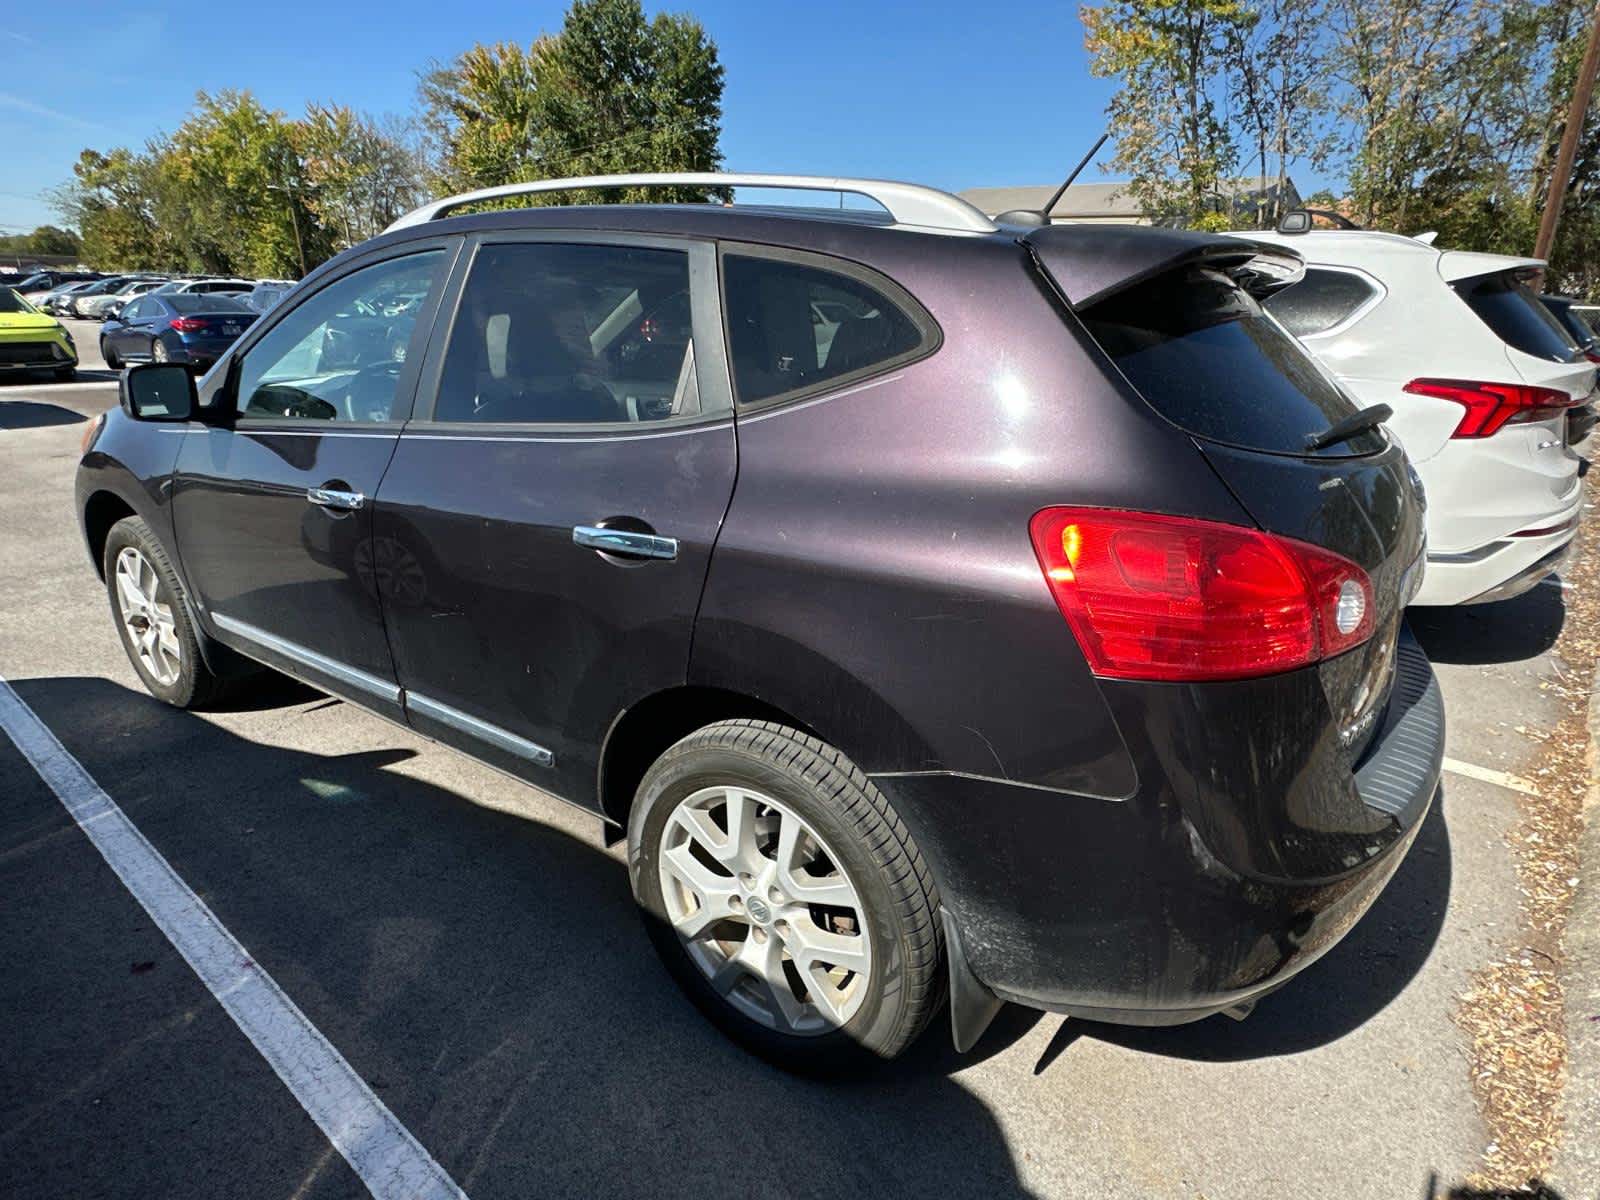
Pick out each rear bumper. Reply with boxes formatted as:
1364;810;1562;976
875;628;1442;1026
1416;513;1578;605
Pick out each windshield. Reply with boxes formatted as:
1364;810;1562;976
0;288;33;314
1083;266;1381;457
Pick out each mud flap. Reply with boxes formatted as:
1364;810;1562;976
942;908;1006;1053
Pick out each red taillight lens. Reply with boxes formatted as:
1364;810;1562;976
169;317;206;333
1028;508;1375;682
1403;377;1578;438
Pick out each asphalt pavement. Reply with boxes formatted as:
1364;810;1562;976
0;336;1589;1199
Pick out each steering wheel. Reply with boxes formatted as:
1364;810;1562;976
337;359;403;421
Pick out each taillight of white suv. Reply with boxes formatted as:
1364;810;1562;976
1402;378;1580;439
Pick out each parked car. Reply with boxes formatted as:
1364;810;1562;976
1541;294;1600;360
67;276;139;317
0;270;34;289
0;287;76;381
81;278;170;321
1241;220;1594;606
243;279;296;313
18;270;103;305
98;293;256;372
150;277;255;297
38;280;99;315
77;173;1440;1068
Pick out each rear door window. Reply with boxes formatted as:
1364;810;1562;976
1455;272;1578;362
1264;267;1379;337
431;241;706;425
721;253;933;405
1083;266;1378;456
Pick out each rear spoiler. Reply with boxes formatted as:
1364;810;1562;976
1436;249;1545;285
1022;225;1304;309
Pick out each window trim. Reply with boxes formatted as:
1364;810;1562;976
716;241;942;413
406;229;734;435
200;236;463;430
1269;263;1386;342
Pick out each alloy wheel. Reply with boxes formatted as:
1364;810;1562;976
657;785;874;1035
114;546;181;686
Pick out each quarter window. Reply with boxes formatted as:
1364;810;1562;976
234;250;444;423
1265;267;1379;337
433;242;700;425
722;254;927;404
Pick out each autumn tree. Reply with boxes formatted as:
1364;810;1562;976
1081;0;1252;226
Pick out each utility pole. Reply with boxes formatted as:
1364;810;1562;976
1535;0;1600;260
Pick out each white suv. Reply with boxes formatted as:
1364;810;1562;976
1244;226;1593;605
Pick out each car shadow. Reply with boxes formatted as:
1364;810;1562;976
6;676;1044;1199
1051;788;1452;1065
1408;581;1565;664
0;401;88;429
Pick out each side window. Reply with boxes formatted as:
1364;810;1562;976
722;253;928;405
433;242;698;425
235;250;444;423
1264;267;1379;337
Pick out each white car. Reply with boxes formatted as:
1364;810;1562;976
1245;225;1593;605
79;279;168;321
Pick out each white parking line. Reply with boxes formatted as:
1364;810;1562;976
0;678;468;1200
1441;754;1542;798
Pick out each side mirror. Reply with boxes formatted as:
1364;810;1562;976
121;362;196;422
1277;209;1313;234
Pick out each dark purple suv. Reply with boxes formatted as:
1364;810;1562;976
76;175;1440;1068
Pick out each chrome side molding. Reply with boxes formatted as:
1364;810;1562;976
406;692;556;768
208;615;557;769
210;613;401;704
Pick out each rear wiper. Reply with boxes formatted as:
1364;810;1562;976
1305;403;1392;452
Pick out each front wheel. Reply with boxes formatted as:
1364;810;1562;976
629;720;945;1070
101;339;121;369
104;516;223;708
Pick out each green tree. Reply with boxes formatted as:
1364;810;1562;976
297;105;424;251
418;0;725;201
1081;0;1251;225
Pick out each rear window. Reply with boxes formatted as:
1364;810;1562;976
1264;267;1379;337
1084;267;1379;456
170;294;250;313
722;253;930;405
1455;272;1577;362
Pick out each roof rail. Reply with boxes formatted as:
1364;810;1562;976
384;172;1000;235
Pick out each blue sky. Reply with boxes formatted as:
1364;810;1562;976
2;1;1131;233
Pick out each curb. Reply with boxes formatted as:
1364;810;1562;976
1553;658;1600;1193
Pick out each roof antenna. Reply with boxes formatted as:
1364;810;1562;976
996;132;1110;228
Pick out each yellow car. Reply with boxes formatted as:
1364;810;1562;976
0;287;77;381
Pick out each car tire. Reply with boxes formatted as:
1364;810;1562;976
151;339;170;363
628;719;945;1071
101;339;121;370
103;516;224;709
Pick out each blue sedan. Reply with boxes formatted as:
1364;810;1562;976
100;293;257;373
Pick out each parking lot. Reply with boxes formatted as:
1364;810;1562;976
0;333;1594;1198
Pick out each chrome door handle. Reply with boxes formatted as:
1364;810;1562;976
573;525;678;561
306;486;365;511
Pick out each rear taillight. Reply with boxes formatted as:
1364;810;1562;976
1029;508;1375;682
1403;377;1578;438
169;317;206;333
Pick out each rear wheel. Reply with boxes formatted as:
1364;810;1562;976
629;720;944;1070
103;516;224;708
151;338;170;363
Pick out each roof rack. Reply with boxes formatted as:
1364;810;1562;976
384;172;1000;235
